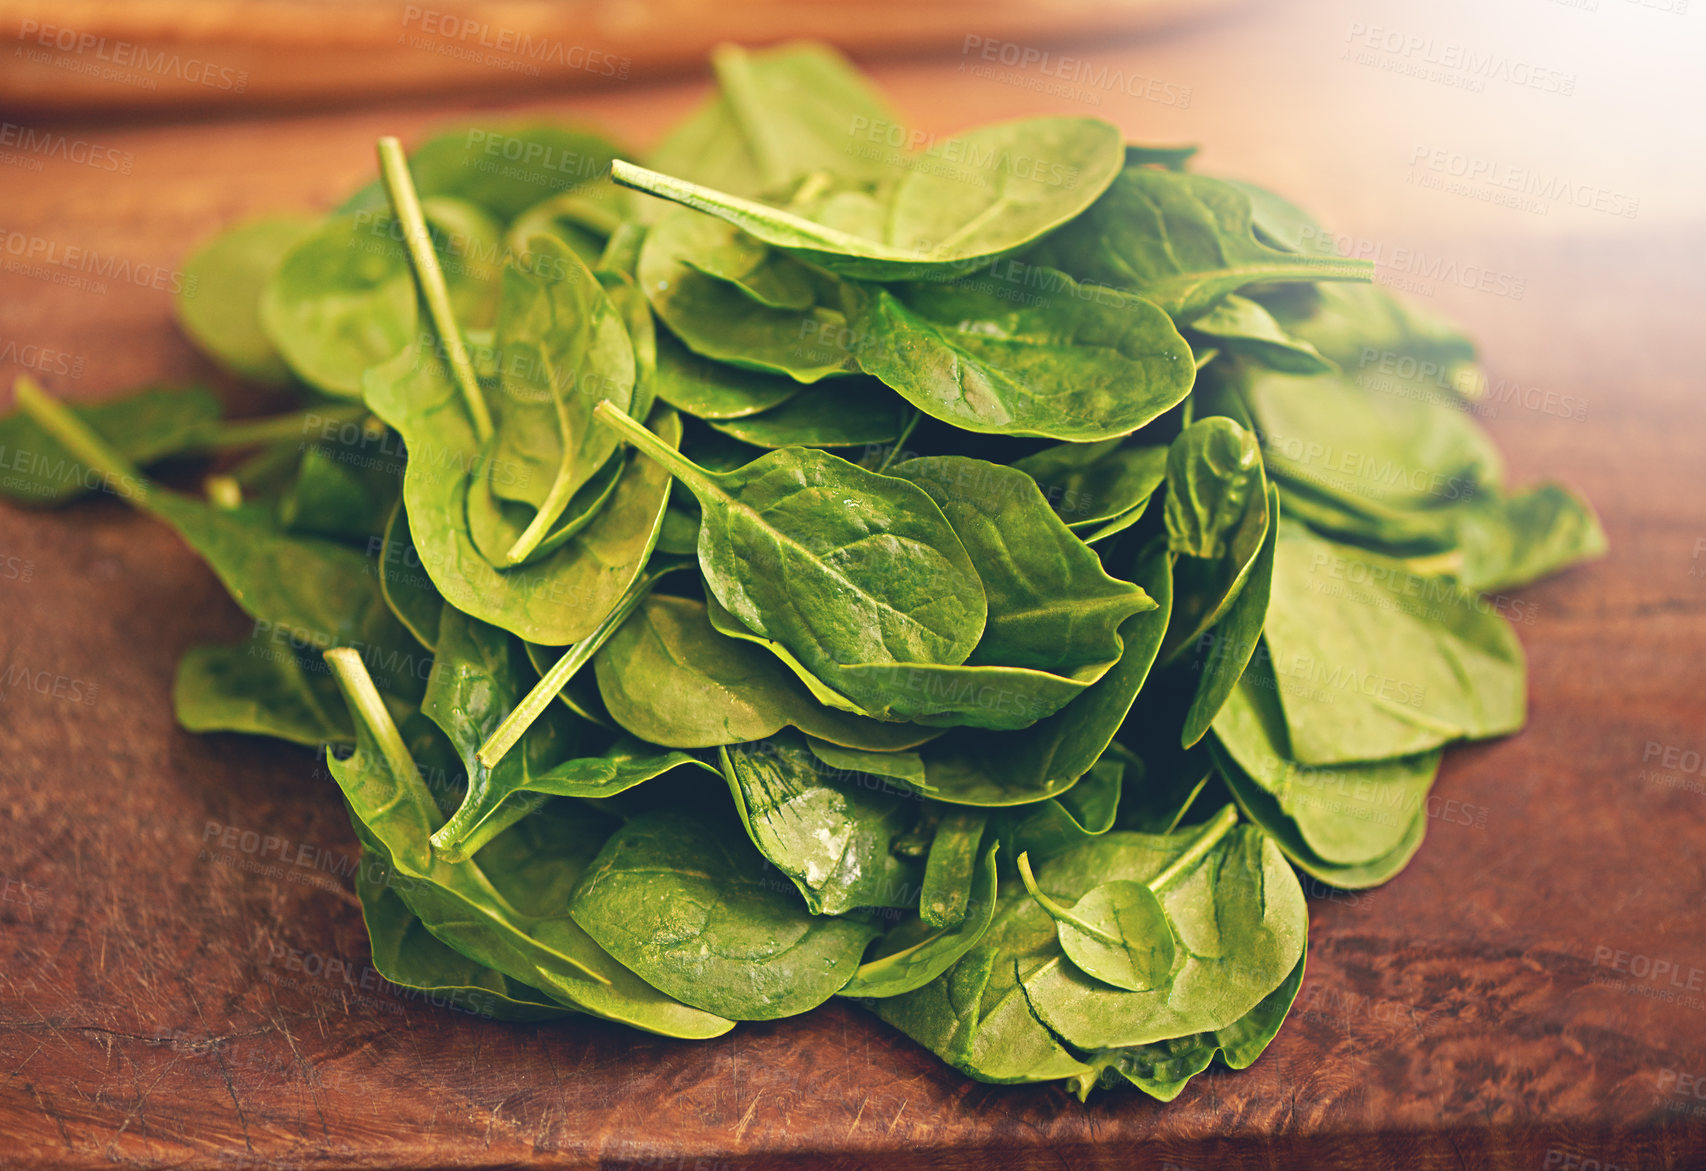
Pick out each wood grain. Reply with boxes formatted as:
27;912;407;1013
2;1;1704;1167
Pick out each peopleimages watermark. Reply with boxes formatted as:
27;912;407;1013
1408;145;1641;220
0;551;36;584
399;6;631;80
0;335;86;379
15;19;249;93
0;228;195;297
0;123;133;175
1;662;99;706
1341;23;1578;96
958;35;1192;109
1295;226;1527;301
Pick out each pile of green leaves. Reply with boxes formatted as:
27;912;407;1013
3;43;1604;1099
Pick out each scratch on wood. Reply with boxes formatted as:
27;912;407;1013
886;1098;908;1135
846;1096;867;1137
735;1093;761;1140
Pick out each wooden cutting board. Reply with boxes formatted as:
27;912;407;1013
2;2;1704;1167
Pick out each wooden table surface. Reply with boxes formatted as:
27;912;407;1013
3;1;1704;1167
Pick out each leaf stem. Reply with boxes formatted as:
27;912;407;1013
501;347;579;567
1016;852;1122;946
593;401;706;490
12;376;150;507
377;136;494;444
1147;803;1238;893
202;405;370;450
469;560;682;776
875;410;921;474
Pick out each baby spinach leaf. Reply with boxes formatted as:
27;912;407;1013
1165;417;1263;560
1019;821;1307;1050
276;442;397;542
871;882;1093;1085
614;116;1125;281
173;635;352;746
840;841;1000;1000
594;594;935;750
1022;167;1373;321
1072;947;1305;1101
1018;850;1176;993
1453;482;1607;593
489;235;634;513
1211;649;1440;866
1179;482;1280;748
652;329;800;420
638;207;858;383
805;740;932;794
1214;746;1427;890
362;343;678;645
176;215;318;384
1012;440;1168;536
0;385;220;506
706;380;912;448
378;501;444;651
913;540;1171;803
1004;755;1124;862
891;456;1154;673
596;402;987;680
1186;294;1332;375
843;272;1195;441
355;856;573;1022
322;649;734;1037
1240;365;1501;518
1261;523;1525;765
342;121;626;225
920;809;988;926
645;42;902;200
722;734;925;915
568;807;881;1019
508;188;621;266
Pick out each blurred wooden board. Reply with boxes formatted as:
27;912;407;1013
0;0;1242;112
2;1;1705;1167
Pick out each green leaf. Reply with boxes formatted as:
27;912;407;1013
1261;524;1526;764
362;343;677;645
891;456;1154;673
1186;294;1332;375
614;116;1125;281
1019;852;1176;994
644;42;902;200
568;807;881;1020
1013;440;1168;536
722;733;925;915
1018;823;1307;1050
1179;482;1279;748
706;381;912;448
342;121;626;225
355;852;573;1022
0;386;220;506
652;329;800;419
176;215;317;384
1165;416;1263;560
322;649;733;1037
378;501;443;651
173;636;352;746
595;402;987;683
840;841;1000;999
1074;947;1305;1101
913;539;1171;803
1004;754;1124;862
920;809;987;926
1455;482;1607;592
1023;167;1373;321
844;273;1195;441
593;594;935;750
1211;648;1440;867
638;207;858;383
